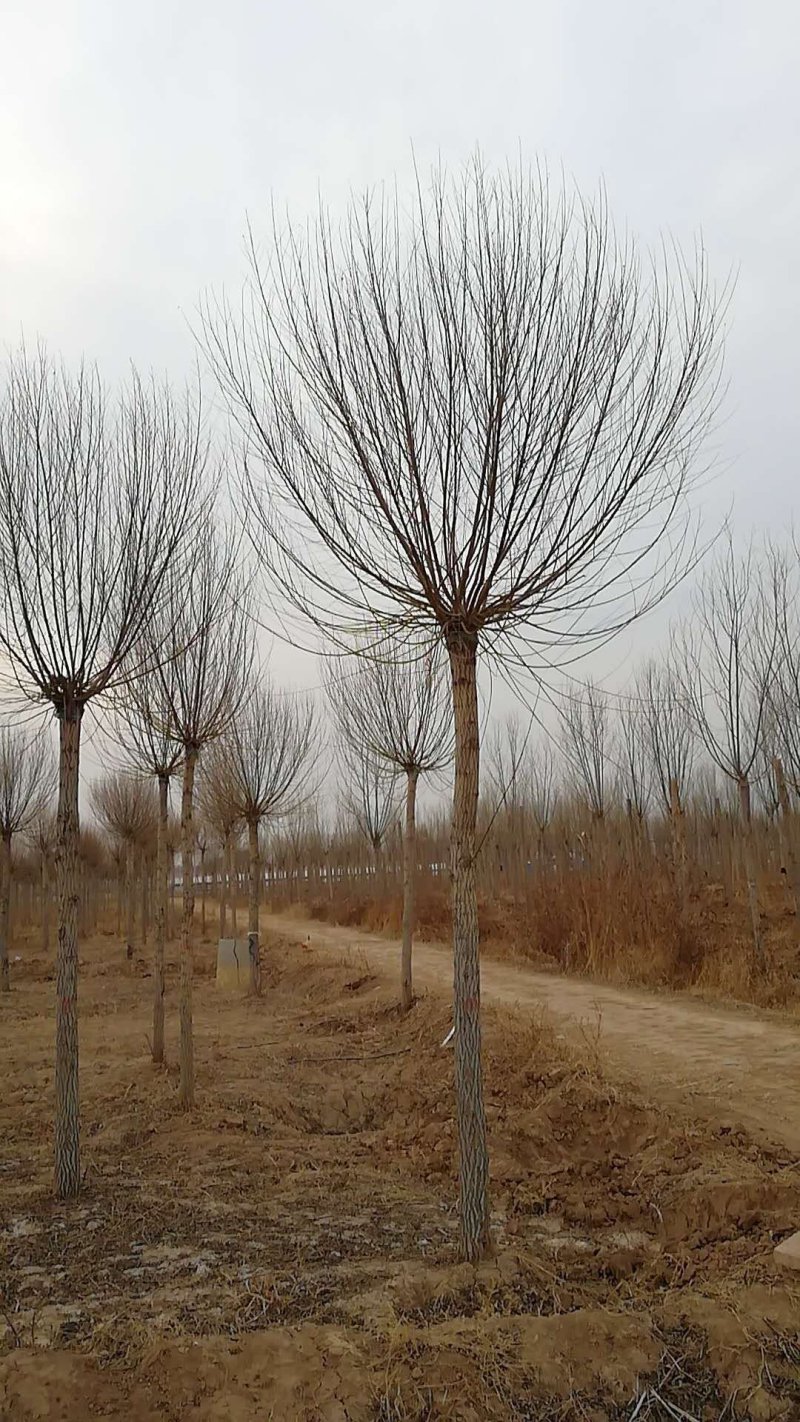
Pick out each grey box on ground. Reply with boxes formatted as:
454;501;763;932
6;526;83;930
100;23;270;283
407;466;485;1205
773;1231;800;1271
216;939;249;989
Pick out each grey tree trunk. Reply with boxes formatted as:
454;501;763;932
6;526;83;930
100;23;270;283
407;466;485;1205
140;856;148;949
669;777;687;904
0;830;11;992
55;705;82;1198
153;774;169;1065
41;857;50;954
400;768;419;1012
773;757;800;915
737;774;763;968
200;847;207;935
227;835;237;935
125;840;135;966
219;835;228;940
247;817;261;995
179;747;197;1108
447;632;490;1262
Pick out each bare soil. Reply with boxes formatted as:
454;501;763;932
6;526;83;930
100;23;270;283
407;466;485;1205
1;919;799;1420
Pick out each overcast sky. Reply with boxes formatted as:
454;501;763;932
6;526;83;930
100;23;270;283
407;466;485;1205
2;0;799;790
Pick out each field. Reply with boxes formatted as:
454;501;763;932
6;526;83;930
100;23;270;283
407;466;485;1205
2;915;800;1421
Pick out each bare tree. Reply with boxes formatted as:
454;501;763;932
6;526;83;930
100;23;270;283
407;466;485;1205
614;696;651;825
0;725;55;990
197;752;243;939
324;641;452;1009
205;159;723;1259
560;682;608;822
114;667;184;1064
219;677;318;993
528;739;557;852
339;744;399;876
90;772;158;967
148;524;251;1108
0;352;200;1197
677;538;780;961
636;659;695;819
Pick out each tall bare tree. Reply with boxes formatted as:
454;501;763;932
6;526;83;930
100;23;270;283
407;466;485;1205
0;352;200;1197
0;725;55;990
148;524;251;1108
614;696;651;825
324;642;452;1009
677;538;780;961
636;659;695;819
560;682;609;822
528;739;558;853
205;159;724;1259
220;677;318;993
339;743;399;878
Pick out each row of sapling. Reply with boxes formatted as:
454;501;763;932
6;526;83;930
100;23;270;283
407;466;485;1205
203;158;725;1260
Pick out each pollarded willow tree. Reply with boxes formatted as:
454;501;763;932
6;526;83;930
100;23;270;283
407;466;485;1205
676;537;779;963
218;677;318;993
0;352;201;1198
198;752;243;939
114;667;184;1064
204;159;725;1261
324;643;452;1010
90;772;158;966
338;740;399;882
560;682;609;823
147;523;252;1108
0;724;55;991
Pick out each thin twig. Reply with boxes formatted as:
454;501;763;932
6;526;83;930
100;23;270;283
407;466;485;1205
287;1046;413;1064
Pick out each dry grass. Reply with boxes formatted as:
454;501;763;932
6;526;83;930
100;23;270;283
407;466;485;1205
1;923;800;1418
300;857;800;1013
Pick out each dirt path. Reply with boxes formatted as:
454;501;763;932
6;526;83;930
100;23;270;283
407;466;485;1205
266;912;800;1153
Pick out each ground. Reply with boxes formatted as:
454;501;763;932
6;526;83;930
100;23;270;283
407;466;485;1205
1;913;799;1420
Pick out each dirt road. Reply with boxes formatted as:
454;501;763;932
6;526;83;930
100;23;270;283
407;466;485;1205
266;912;800;1153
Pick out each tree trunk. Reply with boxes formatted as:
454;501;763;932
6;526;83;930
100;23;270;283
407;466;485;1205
227;835;237;935
737;775;763;968
247;816;261;995
116;866;123;937
219;835;228;939
0;829;11;992
773;757;800;914
200;847;207;935
41;856;50;954
140;855;148;949
55;704;82;1199
669;777;687;903
168;848;175;937
400;768;419;1012
153;774;169;1066
446;630;490;1262
125;840;135;966
179;747;197;1108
